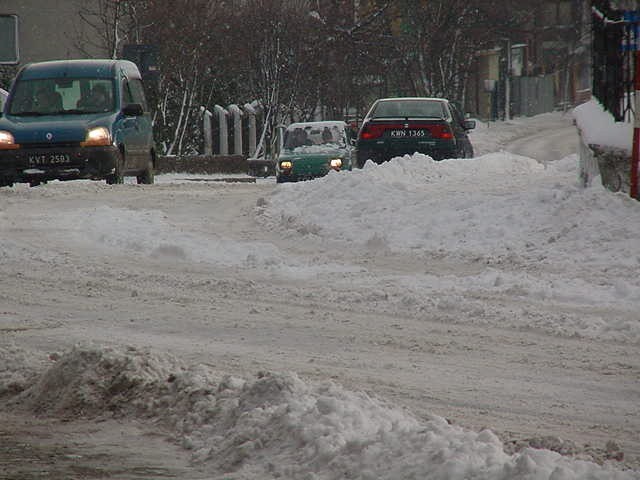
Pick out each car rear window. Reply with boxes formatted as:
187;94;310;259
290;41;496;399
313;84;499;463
371;100;446;119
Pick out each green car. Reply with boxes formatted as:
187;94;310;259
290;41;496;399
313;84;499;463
276;121;354;183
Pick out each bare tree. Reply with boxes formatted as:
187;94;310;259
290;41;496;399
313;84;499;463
74;0;141;59
226;0;323;157
73;0;543;155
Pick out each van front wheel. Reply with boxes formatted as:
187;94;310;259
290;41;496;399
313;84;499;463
106;152;125;185
137;155;154;185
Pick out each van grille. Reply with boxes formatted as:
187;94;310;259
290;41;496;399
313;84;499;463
22;142;81;149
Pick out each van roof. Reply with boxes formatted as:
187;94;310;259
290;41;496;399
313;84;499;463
18;59;141;81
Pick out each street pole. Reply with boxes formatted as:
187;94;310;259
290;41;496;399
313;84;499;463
505;38;511;121
632;49;640;199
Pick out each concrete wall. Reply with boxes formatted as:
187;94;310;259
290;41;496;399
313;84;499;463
577;126;632;195
156;155;248;175
1;0;102;66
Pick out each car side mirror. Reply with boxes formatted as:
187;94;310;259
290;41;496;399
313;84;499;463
122;103;144;117
463;119;476;130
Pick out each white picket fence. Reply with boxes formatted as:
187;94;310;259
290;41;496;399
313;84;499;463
201;102;260;157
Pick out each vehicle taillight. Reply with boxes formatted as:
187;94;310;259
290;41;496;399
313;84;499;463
359;123;386;140
430;124;454;140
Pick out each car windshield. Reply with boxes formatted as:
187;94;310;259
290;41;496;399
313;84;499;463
8;78;115;116
371;100;446;119
284;124;346;149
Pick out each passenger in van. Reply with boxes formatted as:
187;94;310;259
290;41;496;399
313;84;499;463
35;86;63;113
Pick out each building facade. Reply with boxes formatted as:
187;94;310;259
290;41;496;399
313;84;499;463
466;0;592;120
1;0;102;66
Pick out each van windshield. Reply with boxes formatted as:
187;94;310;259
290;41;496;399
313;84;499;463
8;78;115;116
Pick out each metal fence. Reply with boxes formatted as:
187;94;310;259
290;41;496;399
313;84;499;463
511;76;556;117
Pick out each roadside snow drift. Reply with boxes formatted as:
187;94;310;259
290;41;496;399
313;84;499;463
260;152;640;268
3;344;637;480
258;153;640;342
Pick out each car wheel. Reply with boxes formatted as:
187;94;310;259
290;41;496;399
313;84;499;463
106;152;125;185
29;180;41;187
467;146;474;158
276;175;287;184
137;154;154;185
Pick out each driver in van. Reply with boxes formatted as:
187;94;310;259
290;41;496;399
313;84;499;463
78;84;110;111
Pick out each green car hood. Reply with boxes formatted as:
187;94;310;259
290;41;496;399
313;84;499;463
279;145;348;162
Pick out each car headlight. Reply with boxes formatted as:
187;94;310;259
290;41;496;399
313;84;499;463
81;126;112;147
0;130;20;150
280;161;293;170
329;158;342;169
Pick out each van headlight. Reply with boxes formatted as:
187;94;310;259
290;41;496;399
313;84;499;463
0;130;20;150
81;126;112;147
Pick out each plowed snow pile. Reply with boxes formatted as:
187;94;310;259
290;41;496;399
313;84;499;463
2;345;636;480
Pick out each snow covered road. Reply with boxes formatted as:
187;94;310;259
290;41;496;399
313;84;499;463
1;112;639;479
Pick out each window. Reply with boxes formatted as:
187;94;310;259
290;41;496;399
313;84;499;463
128;79;148;112
122;79;134;105
0;15;19;65
372;100;447;119
558;1;572;24
541;3;557;25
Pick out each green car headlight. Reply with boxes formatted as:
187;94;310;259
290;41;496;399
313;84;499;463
329;158;342;170
280;161;293;170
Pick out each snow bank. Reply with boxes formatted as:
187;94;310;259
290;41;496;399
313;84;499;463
260;152;640;272
573;100;632;153
258;152;640;341
3;345;637;479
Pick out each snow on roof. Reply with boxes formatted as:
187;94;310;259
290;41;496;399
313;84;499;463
286;120;347;130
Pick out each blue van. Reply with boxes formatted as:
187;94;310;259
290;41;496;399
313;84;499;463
0;59;155;187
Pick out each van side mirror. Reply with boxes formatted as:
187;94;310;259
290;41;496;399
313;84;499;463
122;103;144;117
463;119;476;131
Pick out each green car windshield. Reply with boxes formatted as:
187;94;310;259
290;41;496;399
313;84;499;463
371;100;446;119
284;124;346;150
8;78;115;116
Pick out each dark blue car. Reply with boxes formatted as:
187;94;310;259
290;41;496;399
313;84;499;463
0;59;155;187
355;97;476;168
